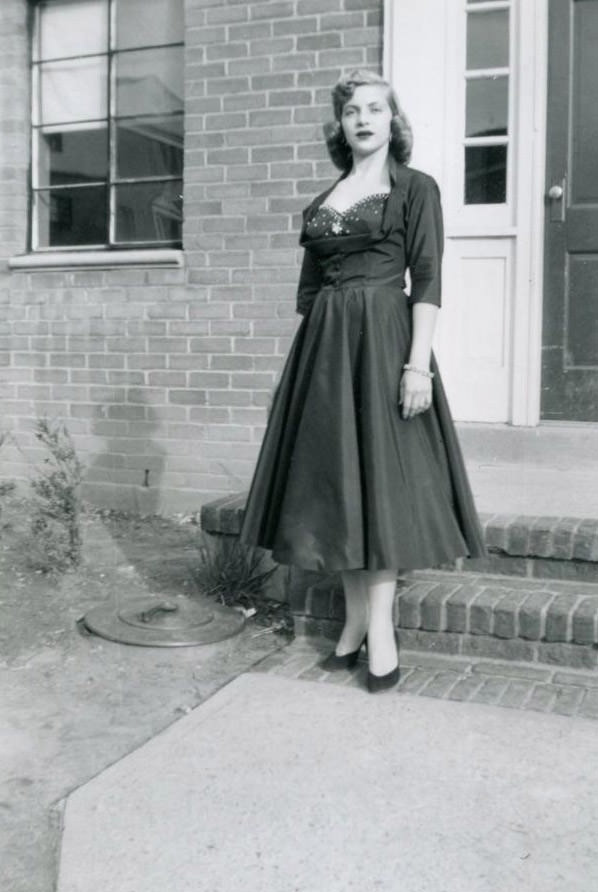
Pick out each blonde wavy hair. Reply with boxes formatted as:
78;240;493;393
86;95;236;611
324;69;413;172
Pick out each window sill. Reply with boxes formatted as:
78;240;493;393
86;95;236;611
8;248;184;271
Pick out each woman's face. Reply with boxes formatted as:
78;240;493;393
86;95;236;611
340;84;393;159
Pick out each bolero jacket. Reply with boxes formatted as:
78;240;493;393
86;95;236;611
295;160;444;316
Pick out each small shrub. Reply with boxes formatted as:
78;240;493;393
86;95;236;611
28;418;84;572
0;432;17;522
0;481;16;527
193;533;293;637
193;533;276;606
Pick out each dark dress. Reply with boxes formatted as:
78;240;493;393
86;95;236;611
240;162;487;572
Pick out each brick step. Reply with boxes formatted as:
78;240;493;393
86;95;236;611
460;514;598;583
294;571;598;671
200;493;598;584
200;493;598;667
251;639;598;720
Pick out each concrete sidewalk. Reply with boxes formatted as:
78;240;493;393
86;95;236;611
57;668;598;892
4;460;598;892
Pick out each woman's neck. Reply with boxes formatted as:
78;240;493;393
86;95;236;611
347;146;391;187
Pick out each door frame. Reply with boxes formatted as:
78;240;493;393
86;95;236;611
384;0;549;426
510;0;548;426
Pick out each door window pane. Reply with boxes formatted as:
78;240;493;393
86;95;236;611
467;10;509;69
40;57;108;125
115;0;184;49
115;47;184;117
465;145;507;204
115;180;183;243
36;0;108;61
37;124;108;186
36;186;107;247
116;115;183;179
466;76;508;137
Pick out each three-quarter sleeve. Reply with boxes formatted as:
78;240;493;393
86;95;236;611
405;174;444;307
295;247;322;316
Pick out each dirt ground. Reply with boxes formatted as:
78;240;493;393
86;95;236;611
0;494;287;892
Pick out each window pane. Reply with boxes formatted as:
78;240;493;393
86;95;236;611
116;115;183;179
465;145;507;204
115;180;183;243
115;48;184;117
35;186;107;247
37;0;108;61
40;57;108;125
467;10;509;70
37;124;108;187
466;76;508;137
115;0;184;49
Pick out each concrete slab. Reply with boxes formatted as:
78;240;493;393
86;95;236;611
466;463;598;517
458;422;598;517
57;673;598;892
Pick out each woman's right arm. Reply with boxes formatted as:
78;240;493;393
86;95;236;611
296;248;322;316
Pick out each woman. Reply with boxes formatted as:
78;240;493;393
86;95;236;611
240;70;486;692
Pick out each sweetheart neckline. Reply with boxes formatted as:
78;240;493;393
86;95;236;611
319;192;391;217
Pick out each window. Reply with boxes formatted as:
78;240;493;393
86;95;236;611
464;1;510;204
31;0;184;251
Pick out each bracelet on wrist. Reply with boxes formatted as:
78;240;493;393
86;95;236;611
403;363;434;379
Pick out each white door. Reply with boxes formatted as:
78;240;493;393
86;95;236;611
385;0;547;425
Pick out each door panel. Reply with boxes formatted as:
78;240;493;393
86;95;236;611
542;0;598;419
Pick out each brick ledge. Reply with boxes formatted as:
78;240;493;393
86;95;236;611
200;491;598;565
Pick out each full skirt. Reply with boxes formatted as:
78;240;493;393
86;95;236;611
240;282;487;572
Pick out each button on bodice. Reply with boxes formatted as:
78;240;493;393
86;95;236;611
318;249;404;289
321;254;342;285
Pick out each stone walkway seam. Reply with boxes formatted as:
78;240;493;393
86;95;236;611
249;637;598;721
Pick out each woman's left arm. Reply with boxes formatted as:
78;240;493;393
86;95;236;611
400;303;438;419
400;174;444;420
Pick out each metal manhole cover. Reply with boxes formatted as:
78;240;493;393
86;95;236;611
82;596;245;647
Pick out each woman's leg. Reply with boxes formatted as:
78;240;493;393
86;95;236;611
336;569;369;655
365;569;399;676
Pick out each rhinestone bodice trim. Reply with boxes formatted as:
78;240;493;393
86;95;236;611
306;192;390;237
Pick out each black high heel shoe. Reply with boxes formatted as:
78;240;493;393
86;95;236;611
367;664;400;693
321;635;367;671
366;631;400;693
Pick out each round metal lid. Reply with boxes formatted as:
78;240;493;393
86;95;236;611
82;595;245;647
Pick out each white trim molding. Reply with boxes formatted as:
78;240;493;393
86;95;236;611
510;0;548;425
8;249;184;271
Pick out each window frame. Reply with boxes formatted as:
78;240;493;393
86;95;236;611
463;0;511;207
30;0;184;254
442;0;516;233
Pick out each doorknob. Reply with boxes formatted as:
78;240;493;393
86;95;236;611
548;184;563;199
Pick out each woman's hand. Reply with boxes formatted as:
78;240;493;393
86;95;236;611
399;369;433;420
400;303;438;420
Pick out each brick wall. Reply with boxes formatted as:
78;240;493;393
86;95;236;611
0;0;383;513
